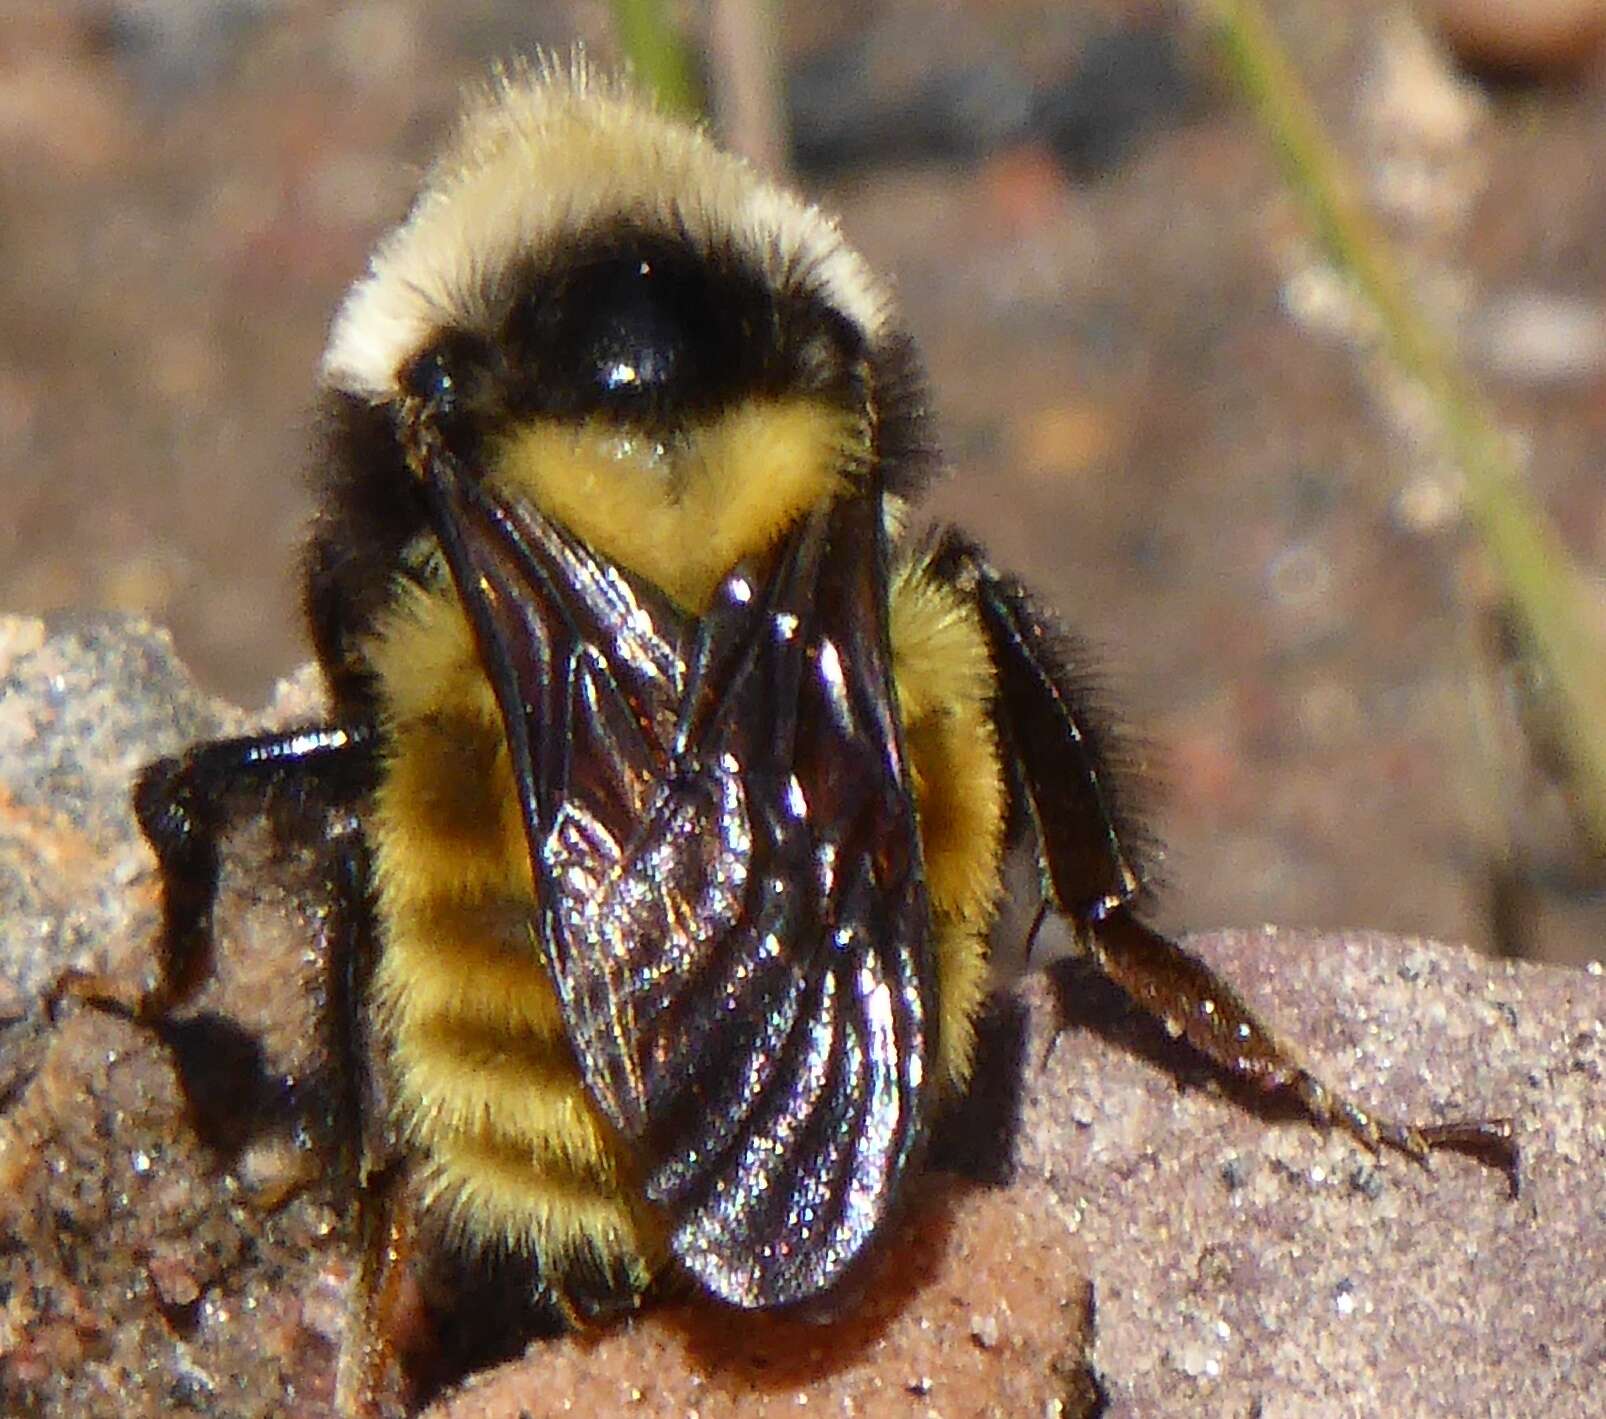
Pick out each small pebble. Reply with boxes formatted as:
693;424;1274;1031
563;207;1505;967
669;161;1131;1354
1429;0;1606;76
970;1311;1001;1349
148;1253;202;1309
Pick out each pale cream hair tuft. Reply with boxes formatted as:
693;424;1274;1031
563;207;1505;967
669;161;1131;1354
323;56;892;401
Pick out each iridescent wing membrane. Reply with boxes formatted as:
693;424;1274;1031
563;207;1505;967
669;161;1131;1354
425;464;933;1307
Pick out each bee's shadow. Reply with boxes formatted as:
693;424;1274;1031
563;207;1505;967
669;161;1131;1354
927;990;1032;1184
932;955;1331;1187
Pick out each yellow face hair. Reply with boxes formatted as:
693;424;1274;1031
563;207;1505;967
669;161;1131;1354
490;397;865;612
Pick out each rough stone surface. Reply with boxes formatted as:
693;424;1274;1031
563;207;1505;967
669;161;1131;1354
0;615;345;1419
427;1180;1098;1419
1;617;1602;1417
1026;929;1604;1418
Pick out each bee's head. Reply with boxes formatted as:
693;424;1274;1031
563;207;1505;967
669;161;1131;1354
396;239;758;427
319;64;933;613
387;225;868;482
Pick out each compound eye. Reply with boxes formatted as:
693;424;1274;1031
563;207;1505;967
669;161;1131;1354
398;332;496;418
402;348;456;409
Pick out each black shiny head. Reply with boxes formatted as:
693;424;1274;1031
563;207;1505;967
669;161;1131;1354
516;246;745;419
394;227;866;441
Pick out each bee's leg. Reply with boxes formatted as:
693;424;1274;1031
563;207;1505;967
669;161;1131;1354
339;1171;581;1418
339;1163;429;1419
325;824;434;1419
50;721;379;1021
927;530;1517;1186
924;530;1148;931
1087;913;1516;1185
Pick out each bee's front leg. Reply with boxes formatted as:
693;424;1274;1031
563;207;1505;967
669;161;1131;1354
49;721;377;1022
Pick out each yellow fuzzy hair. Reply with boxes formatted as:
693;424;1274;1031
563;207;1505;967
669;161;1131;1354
888;555;1007;1093
366;583;664;1277
491;398;863;612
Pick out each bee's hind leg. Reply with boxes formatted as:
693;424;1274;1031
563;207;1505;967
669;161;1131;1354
926;529;1517;1189
1087;913;1516;1188
339;1162;433;1419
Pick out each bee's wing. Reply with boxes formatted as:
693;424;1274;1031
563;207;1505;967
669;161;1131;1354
427;468;933;1308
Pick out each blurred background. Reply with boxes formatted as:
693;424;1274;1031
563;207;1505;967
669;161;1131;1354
6;0;1606;966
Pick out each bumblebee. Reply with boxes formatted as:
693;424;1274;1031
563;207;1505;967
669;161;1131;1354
65;60;1512;1416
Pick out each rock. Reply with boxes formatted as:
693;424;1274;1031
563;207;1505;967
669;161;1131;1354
0;614;344;1419
0;615;1600;1417
1026;927;1601;1417
1429;0;1606;78
426;1179;1099;1419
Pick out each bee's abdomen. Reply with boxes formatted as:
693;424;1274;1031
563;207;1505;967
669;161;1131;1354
364;585;661;1276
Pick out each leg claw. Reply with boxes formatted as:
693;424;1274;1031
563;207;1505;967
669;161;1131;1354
1293;1070;1515;1191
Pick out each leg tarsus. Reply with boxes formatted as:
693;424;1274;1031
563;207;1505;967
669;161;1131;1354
1419;1117;1520;1198
1290;1068;1432;1165
43;967;144;1024
1086;911;1517;1186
